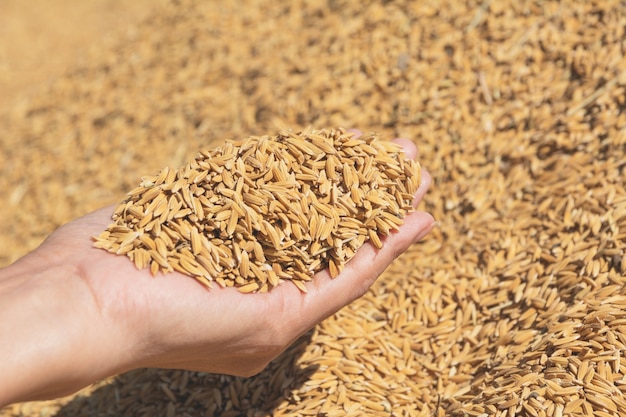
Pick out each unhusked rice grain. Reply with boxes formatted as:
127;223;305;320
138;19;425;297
93;128;421;292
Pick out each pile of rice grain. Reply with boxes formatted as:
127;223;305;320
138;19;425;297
93;128;420;292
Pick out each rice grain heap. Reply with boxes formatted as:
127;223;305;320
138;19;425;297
93;128;420;292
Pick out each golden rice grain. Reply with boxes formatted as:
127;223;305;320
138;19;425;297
93;128;420;292
5;0;626;416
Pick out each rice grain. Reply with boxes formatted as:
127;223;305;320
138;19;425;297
93;128;420;292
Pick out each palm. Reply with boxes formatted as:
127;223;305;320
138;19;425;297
40;206;303;374
38;199;432;376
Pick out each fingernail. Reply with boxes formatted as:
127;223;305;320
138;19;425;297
414;220;437;242
346;128;362;138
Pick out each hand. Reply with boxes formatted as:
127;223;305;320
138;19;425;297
0;138;434;407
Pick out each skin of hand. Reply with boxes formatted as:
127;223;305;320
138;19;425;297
0;138;435;407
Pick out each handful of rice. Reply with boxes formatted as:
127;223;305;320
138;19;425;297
93;128;421;292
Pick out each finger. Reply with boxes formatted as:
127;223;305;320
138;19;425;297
391;138;417;159
388;137;429;206
347;130;418;162
414;168;431;207
282;210;436;333
346;128;362;138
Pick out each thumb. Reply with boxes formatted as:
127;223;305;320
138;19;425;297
281;209;436;334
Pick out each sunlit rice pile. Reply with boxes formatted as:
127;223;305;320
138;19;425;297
2;0;626;416
93;128;420;292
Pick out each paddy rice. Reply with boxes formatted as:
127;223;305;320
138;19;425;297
93;128;421;292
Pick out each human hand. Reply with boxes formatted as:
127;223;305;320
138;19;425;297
0;138;434;406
